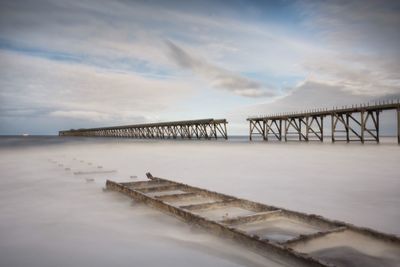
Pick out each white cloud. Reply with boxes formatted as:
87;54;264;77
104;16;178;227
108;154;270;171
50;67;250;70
0;50;193;127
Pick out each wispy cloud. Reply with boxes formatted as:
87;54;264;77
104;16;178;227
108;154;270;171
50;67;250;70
165;41;275;97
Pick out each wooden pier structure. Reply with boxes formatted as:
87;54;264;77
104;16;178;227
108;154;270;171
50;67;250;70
106;173;400;267
248;100;400;143
59;118;228;140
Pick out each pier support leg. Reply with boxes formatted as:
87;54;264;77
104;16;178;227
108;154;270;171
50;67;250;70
249;121;252;141
398;108;400;144
361;111;365;144
345;114;350;143
284;119;288;142
376;111;380;143
263;120;268;141
321;116;324;142
331;114;335;143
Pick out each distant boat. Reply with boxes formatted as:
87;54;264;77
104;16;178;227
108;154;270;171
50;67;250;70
22;133;29;136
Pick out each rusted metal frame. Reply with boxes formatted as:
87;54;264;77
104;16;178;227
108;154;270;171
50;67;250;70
202;124;209;139
139;128;146;138
220;210;282;225
347;113;363;137
184;125;192;139
285;118;306;141
283;226;347;246
169;126;176;138
177;125;184;138
215;123;228;139
171;126;177;138
154;192;198;201
265;120;281;140
146;127;152;138
186;125;193;139
273;119;282;141
223;122;228;140
212;124;218;139
151;127;157;138
298;117;308;141
249;120;264;141
144;128;150;138
146;174;285;216
135;184;183;193
154;126;161;138
187;125;193;138
121;180;172;188
253;120;264;139
361;111;379;142
249;120;255;141
106;180;327;267
263;119;268;141
123;129;128;138
131;128;136;138
197;124;206;138
123;129;129;138
209;123;216;139
192;125;200;138
334;113;362;141
179;199;241;211
306;116;323;141
206;124;216;139
136;128;141;138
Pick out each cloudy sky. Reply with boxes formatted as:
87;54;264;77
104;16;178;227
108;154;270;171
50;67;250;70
0;0;399;135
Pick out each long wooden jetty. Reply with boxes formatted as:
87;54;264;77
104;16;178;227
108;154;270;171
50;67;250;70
106;173;400;267
59;118;228;139
248;100;400;143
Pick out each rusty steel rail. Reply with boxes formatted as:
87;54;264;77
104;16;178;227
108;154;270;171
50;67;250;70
59;118;228;139
248;100;400;143
106;173;400;266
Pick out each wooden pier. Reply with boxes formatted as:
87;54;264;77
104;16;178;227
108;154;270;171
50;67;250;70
248;100;400;143
59;118;228;140
106;173;400;267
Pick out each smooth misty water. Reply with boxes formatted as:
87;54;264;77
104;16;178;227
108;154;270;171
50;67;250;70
0;136;399;267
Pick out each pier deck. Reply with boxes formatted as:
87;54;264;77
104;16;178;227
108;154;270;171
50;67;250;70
106;173;400;267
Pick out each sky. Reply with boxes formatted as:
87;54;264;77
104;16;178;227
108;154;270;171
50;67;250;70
0;0;399;135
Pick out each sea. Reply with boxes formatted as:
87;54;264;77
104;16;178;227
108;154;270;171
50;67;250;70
0;136;399;267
